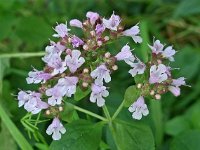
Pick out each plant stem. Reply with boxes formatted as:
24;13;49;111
73;105;108;122
0;52;45;58
112;100;124;120
102;106;112;121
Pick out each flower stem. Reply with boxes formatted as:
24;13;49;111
0;52;45;58
73;105;108;122
112;100;124;120
102;106;111;121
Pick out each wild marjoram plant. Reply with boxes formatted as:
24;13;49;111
16;11;187;142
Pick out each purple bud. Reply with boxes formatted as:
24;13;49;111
71;36;84;48
86;11;99;25
69;19;83;28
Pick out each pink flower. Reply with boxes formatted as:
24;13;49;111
90;83;109;107
149;64;168;84
46;117;66;140
123;25;142;43
69;19;83;28
53;23;70;38
26;68;52;84
65;50;85;73
90;64;111;85
128;59;146;77
168;77;186;97
148;40;164;54
17;91;48;114
128;96;149;120
71;36;84;48
86;11;99;25
103;12;121;31
162;46;176;61
115;44;135;65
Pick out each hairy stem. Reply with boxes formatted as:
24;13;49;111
112;100;124;120
73;105;108;122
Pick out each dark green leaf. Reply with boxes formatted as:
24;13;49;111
124;85;140;107
50;120;104;150
74;87;91;101
170;130;200;150
111;120;155;150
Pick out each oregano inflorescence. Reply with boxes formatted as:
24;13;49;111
16;11;187;140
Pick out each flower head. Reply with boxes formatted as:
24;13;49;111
128;96;149;120
115;44;135;65
90;83;109;107
53;23;70;38
90;64;111;85
71;36;84;48
103;12;120;31
148;40;164;54
26;68;52;84
162;46;176;61
69;19;83;28
123;25;142;43
65;50;85;73
46;117;66;140
17;91;48;114
128;59;146;77
86;11;99;25
149;64;168;84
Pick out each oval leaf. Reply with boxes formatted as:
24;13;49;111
50;120;103;150
124;85;140;107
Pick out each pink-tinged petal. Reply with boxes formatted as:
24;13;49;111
69;19;83;28
168;86;180;97
86;11;99;25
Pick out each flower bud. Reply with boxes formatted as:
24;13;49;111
150;90;155;96
112;65;118;71
104;52;111;58
137;83;142;89
66;48;71;54
58;106;63;112
104;36;109;41
155;94;161;100
90;30;95;37
83;68;89;73
45;110;51;115
68;37;72;43
83;44;89;50
82;82;89;88
97;41;102;46
157;59;162;64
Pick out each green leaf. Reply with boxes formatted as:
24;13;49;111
50;120;104;150
173;0;200;18
111;120;155;150
170;130;200;150
165;116;190;136
74;87;91;101
123;85;140;107
134;73;147;84
0;103;33;150
0;122;17;150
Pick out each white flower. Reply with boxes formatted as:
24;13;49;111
149;64;168;84
123;25;142;43
65;50;85;73
53;22;70;38
46;117;66;140
128;96;149;120
128;59;146;77
46;86;64;106
17;91;48;114
90;64;111;85
115;44;135;65
162;46;176;61
90;83;109;107
103;12;121;31
148;40;164;54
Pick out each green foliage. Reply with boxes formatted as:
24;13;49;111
74;87;91;101
50;120;104;150
124;85;140;107
112;120;155;150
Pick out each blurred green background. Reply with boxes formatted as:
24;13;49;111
0;0;200;150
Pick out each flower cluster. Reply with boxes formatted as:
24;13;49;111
16;11;186;140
